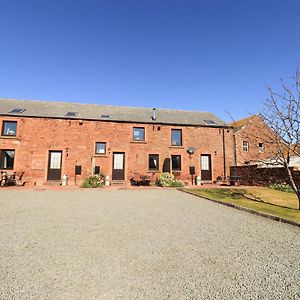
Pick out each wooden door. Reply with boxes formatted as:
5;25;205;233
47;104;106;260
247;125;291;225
201;154;212;181
47;151;62;180
112;152;125;180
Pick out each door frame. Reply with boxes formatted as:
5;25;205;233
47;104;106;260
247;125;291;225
47;150;63;181
112;152;125;181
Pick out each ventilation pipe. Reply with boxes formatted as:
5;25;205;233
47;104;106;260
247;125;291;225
152;108;156;121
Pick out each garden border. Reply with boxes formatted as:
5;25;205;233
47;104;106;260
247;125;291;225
178;188;300;228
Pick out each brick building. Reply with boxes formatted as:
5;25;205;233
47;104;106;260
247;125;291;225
0;99;235;186
230;115;279;166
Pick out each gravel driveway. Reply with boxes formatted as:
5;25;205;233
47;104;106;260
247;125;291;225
0;189;299;299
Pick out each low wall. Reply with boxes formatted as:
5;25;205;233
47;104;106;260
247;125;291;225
230;165;300;187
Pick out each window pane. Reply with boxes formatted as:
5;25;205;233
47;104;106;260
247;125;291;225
259;143;264;151
201;156;209;170
0;150;15;169
171;155;181;170
149;154;159;170
2;121;17;136
113;153;124;169
96;142;106;154
171;129;182;146
50;152;61;169
133;127;145;141
243;141;249;152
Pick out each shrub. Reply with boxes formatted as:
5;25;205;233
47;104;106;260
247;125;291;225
80;174;105;188
156;172;184;188
268;183;294;193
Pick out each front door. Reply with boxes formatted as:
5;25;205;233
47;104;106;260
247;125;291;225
201;154;212;181
112;152;125;180
47;151;62;180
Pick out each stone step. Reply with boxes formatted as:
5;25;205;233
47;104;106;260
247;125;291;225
43;180;62;186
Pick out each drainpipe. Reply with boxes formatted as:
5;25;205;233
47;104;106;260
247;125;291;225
233;133;237;167
222;127;227;179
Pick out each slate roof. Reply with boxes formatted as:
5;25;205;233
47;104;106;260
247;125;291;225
0;98;226;127
228;115;257;132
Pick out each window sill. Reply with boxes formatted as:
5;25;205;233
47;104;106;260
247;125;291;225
147;170;161;173
0;136;18;139
93;154;109;157
169;146;184;149
131;140;147;144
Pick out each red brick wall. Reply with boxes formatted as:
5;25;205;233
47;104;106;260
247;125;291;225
0;116;235;185
234;115;279;166
230;165;300;187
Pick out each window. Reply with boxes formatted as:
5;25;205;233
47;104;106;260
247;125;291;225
65;112;78;117
95;142;106;154
171;129;182;146
133;127;145;141
2;121;17;136
149;154;159;170
9;108;25;114
243;141;249;152
0;150;15;169
171;155;181;171
258;143;264;152
204;119;217;125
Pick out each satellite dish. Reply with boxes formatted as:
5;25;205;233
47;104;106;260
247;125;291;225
187;147;195;155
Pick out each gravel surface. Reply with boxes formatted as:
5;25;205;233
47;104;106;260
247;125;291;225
0;189;299;300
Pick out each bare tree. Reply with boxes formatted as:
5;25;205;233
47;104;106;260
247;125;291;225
259;70;300;209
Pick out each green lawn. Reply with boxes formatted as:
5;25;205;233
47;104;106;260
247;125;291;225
185;187;300;224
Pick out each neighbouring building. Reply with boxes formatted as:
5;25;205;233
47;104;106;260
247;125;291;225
230;115;279;166
0;99;235;186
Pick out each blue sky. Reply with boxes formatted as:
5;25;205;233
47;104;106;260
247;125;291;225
0;0;299;121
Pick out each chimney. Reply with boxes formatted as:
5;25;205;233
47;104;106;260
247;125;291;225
152;108;156;121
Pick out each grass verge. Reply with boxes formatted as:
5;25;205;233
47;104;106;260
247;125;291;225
183;188;300;225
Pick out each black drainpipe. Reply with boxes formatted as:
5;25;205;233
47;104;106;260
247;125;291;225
222;127;227;179
233;133;237;167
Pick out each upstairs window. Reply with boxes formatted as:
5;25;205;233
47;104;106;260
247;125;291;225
149;154;159;170
171;155;181;171
258;143;264;152
0;150;15;169
243;141;249;152
133;127;145;141
171;129;182;146
2;121;17;136
95;142;106;154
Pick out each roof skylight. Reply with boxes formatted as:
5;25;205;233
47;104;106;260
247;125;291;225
100;114;110;118
204;119;217;125
9;108;26;114
65;112;78;117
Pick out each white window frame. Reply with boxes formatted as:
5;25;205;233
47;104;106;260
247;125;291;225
243;141;249;152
